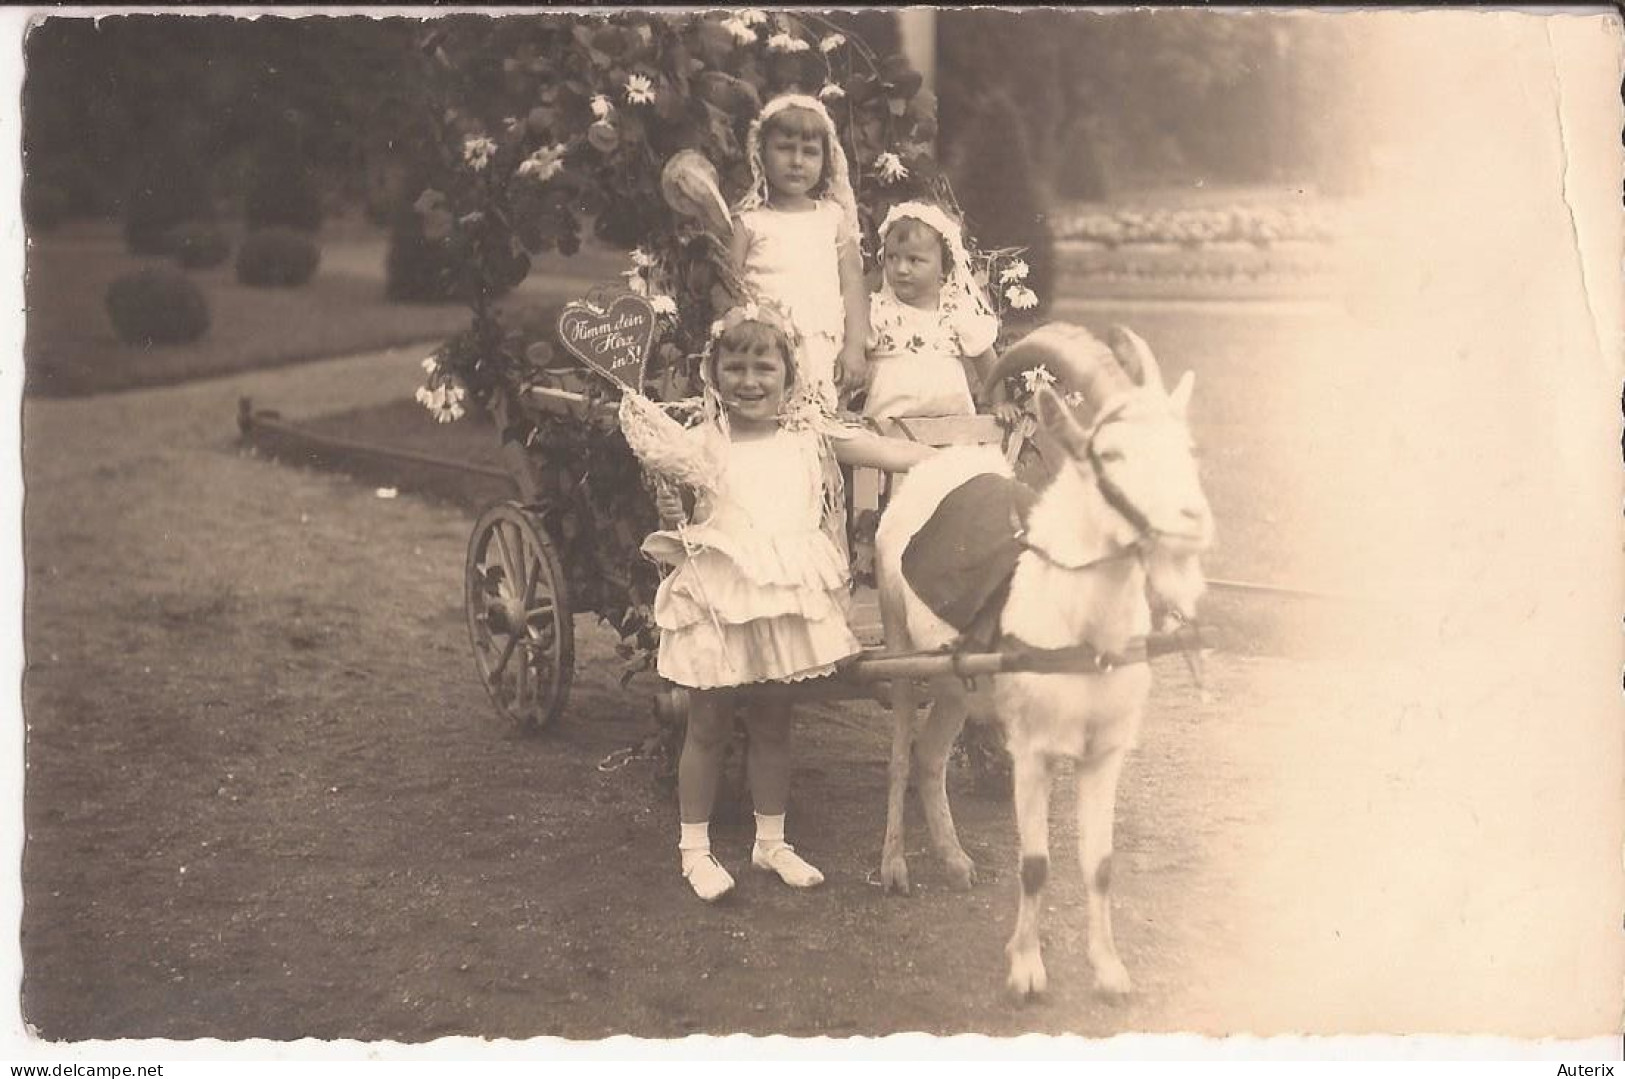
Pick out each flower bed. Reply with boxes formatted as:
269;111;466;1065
1052;201;1342;249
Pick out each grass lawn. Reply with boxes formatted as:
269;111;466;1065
23;217;628;397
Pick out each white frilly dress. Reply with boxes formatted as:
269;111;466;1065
736;202;855;410
641;423;859;689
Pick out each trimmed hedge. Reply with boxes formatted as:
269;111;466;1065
168;222;232;270
105;268;210;346
236;227;320;287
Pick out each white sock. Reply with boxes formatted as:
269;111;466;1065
754;812;787;850
679;820;712;872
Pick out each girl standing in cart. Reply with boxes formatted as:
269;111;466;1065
640;303;933;903
729;93;869;413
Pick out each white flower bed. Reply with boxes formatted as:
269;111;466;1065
1052;202;1341;249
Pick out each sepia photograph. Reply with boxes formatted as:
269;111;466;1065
6;3;1622;1059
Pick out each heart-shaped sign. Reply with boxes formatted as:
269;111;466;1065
556;292;657;394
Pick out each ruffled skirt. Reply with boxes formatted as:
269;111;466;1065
643;523;859;689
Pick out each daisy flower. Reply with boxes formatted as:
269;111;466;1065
721;15;756;44
649;295;678;318
420;354;440;375
1006;285;1039;310
1000;259;1030;283
1019;365;1056;393
624;73;656;106
462;135;497;172
515;143;566;183
589;94;613;120
739;9;767;25
875;152;908;185
415;380;468;424
629;247;656;268
767;32;809;53
819;33;846;54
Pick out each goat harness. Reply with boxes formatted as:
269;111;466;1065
900;394;1172;673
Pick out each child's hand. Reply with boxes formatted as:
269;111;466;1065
990;401;1024;428
837;345;867;391
655;483;687;528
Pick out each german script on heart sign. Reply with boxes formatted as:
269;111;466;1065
556;293;656;394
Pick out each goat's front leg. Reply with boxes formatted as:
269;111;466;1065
1006;746;1055;999
914;681;976;890
880;671;918;895
1077;743;1133;998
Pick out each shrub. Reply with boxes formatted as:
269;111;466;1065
105;268;210;346
385;203;458;303
167;222;232;270
123;141;215;256
236;227;320;287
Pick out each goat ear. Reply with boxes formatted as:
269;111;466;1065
1035;385;1091;460
1168;370;1195;418
1108;325;1164;391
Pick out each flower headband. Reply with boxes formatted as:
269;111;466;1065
708;300;800;346
877;200;994;321
735;93;861;243
699;302;803;422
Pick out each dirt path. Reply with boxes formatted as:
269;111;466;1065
19;345;1618;1043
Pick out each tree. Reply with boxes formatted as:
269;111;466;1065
938;9;1352;199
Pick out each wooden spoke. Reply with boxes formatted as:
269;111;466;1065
465;502;575;733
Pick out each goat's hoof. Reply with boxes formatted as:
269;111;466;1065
943;852;977;891
879;856;912;895
1091;956;1132;1000
1006;952;1047;1001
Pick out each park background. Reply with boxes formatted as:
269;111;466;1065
10;6;1623;1052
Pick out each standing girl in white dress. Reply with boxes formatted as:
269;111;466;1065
863;201;1004;421
640;303;933;902
730;94;869;412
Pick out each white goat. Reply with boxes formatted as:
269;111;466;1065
874;322;1212;998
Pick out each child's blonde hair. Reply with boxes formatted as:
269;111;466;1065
709;320;798;391
735;94;860;244
758;105;833;200
705;301;801;391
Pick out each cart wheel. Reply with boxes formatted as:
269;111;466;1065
466;501;575;732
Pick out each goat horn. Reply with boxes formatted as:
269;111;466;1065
1107;325;1165;392
984;323;1132;410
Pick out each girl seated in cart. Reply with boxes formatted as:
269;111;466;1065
863;200;1008;423
639;302;935;903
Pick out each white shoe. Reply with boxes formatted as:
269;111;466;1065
752;843;825;889
682;853;735;903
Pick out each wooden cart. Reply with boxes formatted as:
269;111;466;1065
462;382;1203;733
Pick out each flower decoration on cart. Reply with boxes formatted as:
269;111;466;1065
408;9;944;429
